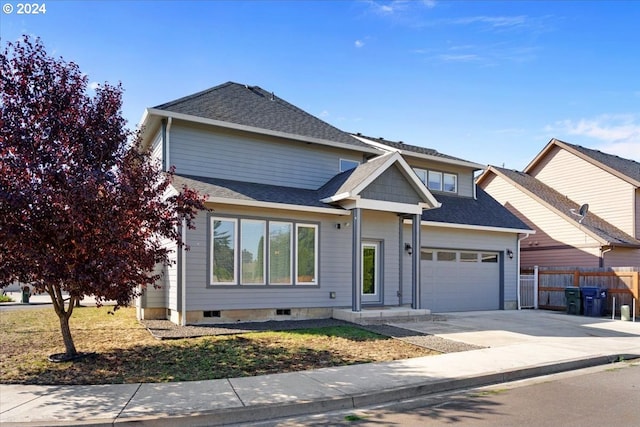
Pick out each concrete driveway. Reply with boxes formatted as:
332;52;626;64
392;309;640;348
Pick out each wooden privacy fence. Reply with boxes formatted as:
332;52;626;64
523;267;639;315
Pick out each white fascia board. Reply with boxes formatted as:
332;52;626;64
351;135;399;152
146;108;380;155
417;219;536;235
320;192;352;203
207;197;351;216
341;198;424;215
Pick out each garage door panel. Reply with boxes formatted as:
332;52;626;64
421;249;500;312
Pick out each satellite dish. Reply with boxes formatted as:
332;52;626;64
570;203;589;223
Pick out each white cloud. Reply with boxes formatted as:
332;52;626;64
355;40;365;48
319;110;330;118
546;114;640;161
89;81;100;91
452;15;527;29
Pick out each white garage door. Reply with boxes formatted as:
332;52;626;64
420;249;500;312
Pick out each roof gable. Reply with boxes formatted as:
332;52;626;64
319;152;440;212
152;82;372;150
525;138;640;187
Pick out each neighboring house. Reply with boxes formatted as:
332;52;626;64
478;138;640;269
137;82;532;325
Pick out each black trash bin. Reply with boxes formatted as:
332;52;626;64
21;287;30;304
564;287;581;315
582;287;607;317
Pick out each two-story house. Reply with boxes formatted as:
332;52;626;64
478;138;640;269
137;82;531;325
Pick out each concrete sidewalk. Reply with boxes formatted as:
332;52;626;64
1;310;639;426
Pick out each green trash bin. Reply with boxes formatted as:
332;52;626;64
21;287;30;304
564;286;581;315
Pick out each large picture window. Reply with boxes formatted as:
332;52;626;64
269;222;292;284
211;218;237;284
210;216;318;286
296;224;318;285
241;220;265;284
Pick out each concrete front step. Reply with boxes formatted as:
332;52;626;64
332;307;431;325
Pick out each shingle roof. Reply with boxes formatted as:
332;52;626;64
154;82;370;148
172;174;332;209
421;187;531;231
559;139;640;184
352;133;478;165
493;166;640;247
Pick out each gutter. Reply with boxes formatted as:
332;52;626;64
181;219;187;326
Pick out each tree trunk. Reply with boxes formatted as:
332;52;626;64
58;312;77;357
47;283;78;358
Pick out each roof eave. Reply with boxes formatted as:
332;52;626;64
146;108;381;155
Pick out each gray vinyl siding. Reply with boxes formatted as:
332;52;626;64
168;122;364;190
361;165;424;205
183;205;353;310
143;237;176;309
361;210;402;306
150;130;163;164
401;225;518;306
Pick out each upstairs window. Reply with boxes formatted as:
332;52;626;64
340;159;360;172
428;171;442;191
413;168;458;194
443;173;457;193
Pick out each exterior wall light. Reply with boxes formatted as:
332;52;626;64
507;249;514;259
405;243;413;255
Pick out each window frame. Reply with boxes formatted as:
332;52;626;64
427;170;443;191
269;221;293;285
240;219;266;285
340;159;360;172
295;223;319;285
443;173;458;193
210;217;238;285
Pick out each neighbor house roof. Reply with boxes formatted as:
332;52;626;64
421;187;532;232
525;138;640;187
488;166;640;247
150;81;374;151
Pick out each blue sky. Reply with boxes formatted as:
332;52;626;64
2;0;639;169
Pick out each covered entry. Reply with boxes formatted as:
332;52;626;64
421;248;501;312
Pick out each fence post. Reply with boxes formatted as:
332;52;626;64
534;265;539;309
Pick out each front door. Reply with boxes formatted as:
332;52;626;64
361;241;381;304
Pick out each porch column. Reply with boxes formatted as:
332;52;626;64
352;208;362;312
411;213;421;309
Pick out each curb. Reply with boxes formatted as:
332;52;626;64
113;354;637;427
3;355;636;427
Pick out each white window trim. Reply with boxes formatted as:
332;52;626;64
211;217;238;285
295;223;319;285
443;173;458;193
269;221;293;285
240;219;266;285
428;170;443;191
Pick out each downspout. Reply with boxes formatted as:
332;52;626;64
181;219;187;326
165;117;172;172
600;246;613;268
398;215;404;305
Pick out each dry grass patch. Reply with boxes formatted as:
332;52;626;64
0;306;438;385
